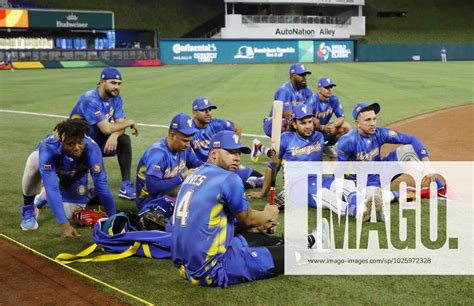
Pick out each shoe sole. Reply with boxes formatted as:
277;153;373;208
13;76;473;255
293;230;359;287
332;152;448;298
21;221;39;231
118;191;136;200
363;189;383;222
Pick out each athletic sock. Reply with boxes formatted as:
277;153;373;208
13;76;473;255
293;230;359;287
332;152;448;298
23;194;35;205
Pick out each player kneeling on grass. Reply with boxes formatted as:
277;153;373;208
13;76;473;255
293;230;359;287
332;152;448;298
20;119;116;238
171;131;329;288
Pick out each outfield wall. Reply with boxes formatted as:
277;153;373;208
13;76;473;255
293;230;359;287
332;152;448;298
159;39;354;64
357;43;474;62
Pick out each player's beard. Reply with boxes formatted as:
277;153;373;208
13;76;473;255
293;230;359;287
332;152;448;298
105;87;119;98
295;79;307;90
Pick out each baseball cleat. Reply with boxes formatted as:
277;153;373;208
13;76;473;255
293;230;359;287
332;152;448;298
362;188;384;222
118;180;136;200
34;189;47;209
308;218;330;249
251;138;262;162
323;145;338;158
21;205;39;231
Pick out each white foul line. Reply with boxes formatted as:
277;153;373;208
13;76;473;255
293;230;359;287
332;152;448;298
0;109;266;138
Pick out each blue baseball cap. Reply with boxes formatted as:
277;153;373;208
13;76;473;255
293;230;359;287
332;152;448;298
352;102;380;120
100;67;122;80
289;63;312;76
210;130;251;154
292;104;314;120
169;113;198;136
318;77;336;88
192;97;217;111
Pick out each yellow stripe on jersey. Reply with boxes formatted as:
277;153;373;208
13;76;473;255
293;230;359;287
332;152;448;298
71;114;83;120
208;203;223;227
138;165;147;180
205;213;227;261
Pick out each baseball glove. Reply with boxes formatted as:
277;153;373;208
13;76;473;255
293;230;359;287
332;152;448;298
139;209;169;231
72;207;108;227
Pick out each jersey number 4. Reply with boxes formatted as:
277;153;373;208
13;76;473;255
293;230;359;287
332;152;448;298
173;190;193;227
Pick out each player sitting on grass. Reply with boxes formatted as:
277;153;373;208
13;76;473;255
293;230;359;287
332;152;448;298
171;130;329;288
248;104;385;220
135;113;202;219
20;119;116;238
337;102;446;219
190;97;264;189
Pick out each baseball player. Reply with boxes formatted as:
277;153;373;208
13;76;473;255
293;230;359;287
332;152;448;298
20;119;116;237
250;104;387;221
70;67;139;200
262;63;313;138
440;48;447;62
190;97;264;189
171;130;329;287
309;76;351;160
135;113;202;218
337;102;446;218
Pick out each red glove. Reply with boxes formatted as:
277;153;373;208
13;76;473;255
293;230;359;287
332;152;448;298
72;208;107;227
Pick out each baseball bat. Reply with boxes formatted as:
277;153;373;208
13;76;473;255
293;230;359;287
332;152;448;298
269;100;283;206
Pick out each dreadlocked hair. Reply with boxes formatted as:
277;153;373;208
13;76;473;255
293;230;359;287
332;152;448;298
53;119;90;141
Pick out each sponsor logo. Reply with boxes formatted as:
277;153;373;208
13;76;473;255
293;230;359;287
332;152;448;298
77;184;86;196
234;45;295;60
172;44;218;63
275;28;315;37
317;42;352;61
154;165;161;171
57;13;88;28
66;13;78;21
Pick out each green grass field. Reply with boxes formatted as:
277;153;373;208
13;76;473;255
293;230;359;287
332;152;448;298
0;62;472;305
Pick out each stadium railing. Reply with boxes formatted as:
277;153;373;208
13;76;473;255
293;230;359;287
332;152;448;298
241;15;350;25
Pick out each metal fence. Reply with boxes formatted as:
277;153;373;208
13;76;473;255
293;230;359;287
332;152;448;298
0;48;159;61
242;15;350;25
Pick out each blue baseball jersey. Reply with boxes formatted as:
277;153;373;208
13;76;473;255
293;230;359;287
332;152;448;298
309;94;344;125
271;81;313;115
136;138;202;209
337;128;429;162
279;130;325;162
191;118;235;162
278;130;326;208
37;135;115;224
171;163;249;285
337;128;429;186
69;89;126;148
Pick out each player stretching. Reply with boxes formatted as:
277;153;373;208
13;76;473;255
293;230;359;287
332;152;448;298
20;119;116;237
135;113;202;219
337;102;446;219
70;67;139;200
171;130;329;288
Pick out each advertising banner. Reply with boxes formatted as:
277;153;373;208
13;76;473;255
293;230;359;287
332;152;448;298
0;9;29;28
160;40;354;65
28;10;113;29
160;40;300;65
314;40;354;62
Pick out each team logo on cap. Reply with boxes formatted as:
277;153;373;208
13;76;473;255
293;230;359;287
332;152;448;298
300;64;305;70
326;78;331;84
301;105;307;114
187;119;192;127
172;123;178;128
232;134;239;144
203;99;208;105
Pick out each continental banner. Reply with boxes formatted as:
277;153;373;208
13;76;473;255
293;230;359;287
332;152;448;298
28;10;113;29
